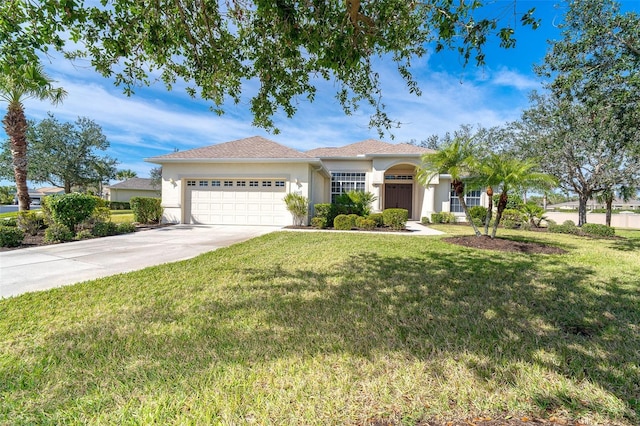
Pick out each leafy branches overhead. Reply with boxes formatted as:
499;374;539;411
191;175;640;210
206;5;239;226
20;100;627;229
3;1;538;133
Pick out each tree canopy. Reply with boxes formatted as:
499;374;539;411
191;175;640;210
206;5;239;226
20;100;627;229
0;114;117;193
1;0;538;133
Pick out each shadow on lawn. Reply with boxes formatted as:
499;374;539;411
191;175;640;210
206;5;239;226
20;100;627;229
15;235;638;423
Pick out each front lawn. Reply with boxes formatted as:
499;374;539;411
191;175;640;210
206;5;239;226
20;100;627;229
1;228;638;425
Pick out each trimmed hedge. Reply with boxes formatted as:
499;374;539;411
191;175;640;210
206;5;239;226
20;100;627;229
130;197;163;224
333;214;353;230
46;193;98;232
17;211;43;236
355;217;376;230
383;208;408;230
109;201;131;210
581;223;615;237
431;212;456;224
310;216;327;228
0;226;24;247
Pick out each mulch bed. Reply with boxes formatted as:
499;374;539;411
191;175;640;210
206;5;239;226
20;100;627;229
443;235;567;254
0;223;173;252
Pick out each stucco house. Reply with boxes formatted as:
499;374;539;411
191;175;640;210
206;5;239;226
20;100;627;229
107;178;159;202
146;136;488;226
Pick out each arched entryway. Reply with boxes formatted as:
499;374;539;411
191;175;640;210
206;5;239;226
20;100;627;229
383;165;416;217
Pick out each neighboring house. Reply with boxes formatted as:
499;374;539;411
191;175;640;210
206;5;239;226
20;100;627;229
27;187;65;204
146;136;489;226
108;178;159;202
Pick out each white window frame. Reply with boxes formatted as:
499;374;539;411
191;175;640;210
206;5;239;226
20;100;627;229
450;184;481;213
331;172;366;202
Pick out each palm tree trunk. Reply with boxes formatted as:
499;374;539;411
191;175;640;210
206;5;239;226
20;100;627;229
452;179;481;236
491;191;508;239
3;102;30;211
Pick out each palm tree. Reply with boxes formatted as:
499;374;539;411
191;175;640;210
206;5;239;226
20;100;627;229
488;156;556;238
0;64;67;210
596;184;637;227
469;154;505;236
417;136;482;236
115;169;138;181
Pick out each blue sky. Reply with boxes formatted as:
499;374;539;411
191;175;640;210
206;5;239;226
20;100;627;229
2;1;635;185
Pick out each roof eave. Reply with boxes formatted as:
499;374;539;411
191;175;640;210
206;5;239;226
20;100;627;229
145;157;318;164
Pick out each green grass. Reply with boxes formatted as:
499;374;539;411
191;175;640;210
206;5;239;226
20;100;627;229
1;227;638;425
108;210;134;223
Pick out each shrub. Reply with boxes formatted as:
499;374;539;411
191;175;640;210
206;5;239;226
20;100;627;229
47;193;98;232
469;206;488;224
367;213;384;227
313;204;332;221
109;201;130;210
347;214;359;227
421;216;430;225
1;217;17;227
333;191;377;216
520;202;547;228
383;208;408;230
92;221;118;237
548;221;580;235
116;222;136;234
17;211;43;236
130;197;163;224
563;220;576;227
44;223;74;243
333;214;353;230
0;226;24;247
355;216;376;230
75;229;94;240
431;212;456;224
283;193;309;226
310;216;327;228
581;223;615;237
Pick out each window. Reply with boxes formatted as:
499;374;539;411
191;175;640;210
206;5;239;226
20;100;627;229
275;181;285;187
198;180;209;187
249;181;259;187
224;180;233;187
385;175;413;181
211;180;221;187
186;180;196;186
236;181;246;187
450;184;481;213
262;181;272;187
331;172;366;202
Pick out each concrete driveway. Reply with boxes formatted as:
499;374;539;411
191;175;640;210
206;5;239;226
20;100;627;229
0;225;278;299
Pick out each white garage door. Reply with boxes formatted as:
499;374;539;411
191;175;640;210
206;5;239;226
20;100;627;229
185;179;289;225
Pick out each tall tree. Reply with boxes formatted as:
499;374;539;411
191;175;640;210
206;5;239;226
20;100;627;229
529;0;640;225
4;1;538;134
0;114;117;193
0;64;66;210
516;93;638;226
417;136;482;236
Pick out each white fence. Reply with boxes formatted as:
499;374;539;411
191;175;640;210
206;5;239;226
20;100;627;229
545;212;640;229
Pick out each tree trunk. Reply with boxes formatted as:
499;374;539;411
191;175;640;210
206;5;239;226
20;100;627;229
578;192;589;226
605;192;613;227
2;102;30;211
452;179;481;236
491;191;508;239
484;186;493;236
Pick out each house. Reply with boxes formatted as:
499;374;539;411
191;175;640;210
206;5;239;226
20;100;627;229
108;178;159;202
146;136;488;225
547;198;640;211
27;187;65;204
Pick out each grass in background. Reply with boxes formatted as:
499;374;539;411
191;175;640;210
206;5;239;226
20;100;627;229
1;228;638;425
108;209;134;223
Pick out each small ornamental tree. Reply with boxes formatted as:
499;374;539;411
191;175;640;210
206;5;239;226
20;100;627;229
130;197;163;224
283;193;308;226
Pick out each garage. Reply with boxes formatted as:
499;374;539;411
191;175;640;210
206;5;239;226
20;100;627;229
185;179;289;225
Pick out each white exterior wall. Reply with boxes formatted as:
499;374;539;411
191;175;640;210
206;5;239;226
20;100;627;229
110;188;159;203
159;162;313;224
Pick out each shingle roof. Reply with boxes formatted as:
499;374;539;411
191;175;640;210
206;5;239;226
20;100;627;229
306;139;432;157
110;178;156;190
148;136;312;161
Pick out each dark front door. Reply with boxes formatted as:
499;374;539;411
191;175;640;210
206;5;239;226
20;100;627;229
384;184;412;216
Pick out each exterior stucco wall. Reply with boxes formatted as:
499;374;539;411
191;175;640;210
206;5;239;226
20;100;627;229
110;188;159;203
159;162;313;224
